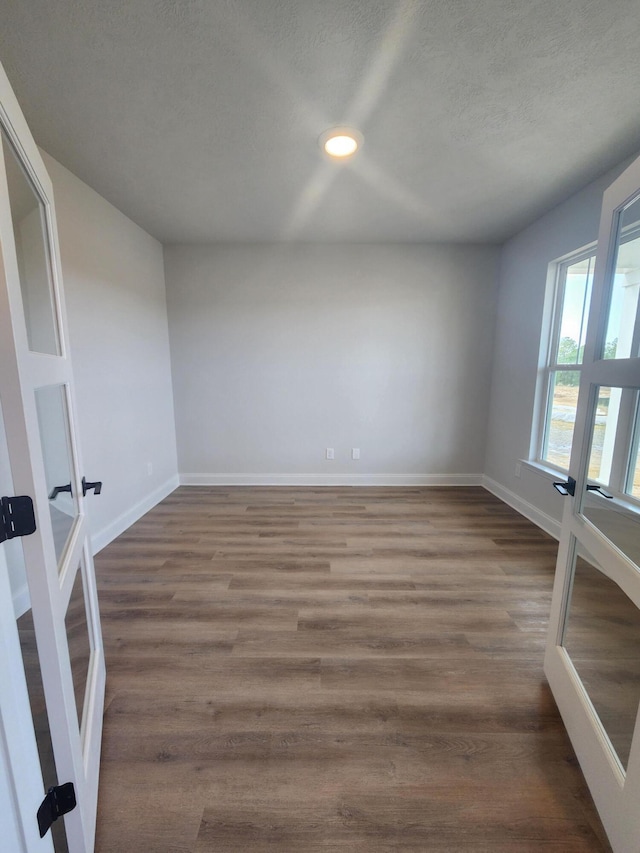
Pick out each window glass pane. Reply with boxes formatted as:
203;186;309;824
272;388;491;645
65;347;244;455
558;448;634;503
604;195;640;360
627;404;640;499
586;387;617;484
542;370;579;469
628;447;640;498
1;127;60;356
556;256;594;364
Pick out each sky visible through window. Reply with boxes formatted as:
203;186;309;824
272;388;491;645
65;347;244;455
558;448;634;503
561;271;623;354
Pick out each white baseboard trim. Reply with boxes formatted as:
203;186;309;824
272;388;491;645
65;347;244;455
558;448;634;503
91;474;180;554
482;475;561;540
180;472;484;487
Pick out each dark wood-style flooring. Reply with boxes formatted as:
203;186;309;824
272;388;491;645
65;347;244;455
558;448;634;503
93;486;612;852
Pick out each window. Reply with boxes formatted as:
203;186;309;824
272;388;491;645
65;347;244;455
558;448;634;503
538;249;596;472
538;229;640;500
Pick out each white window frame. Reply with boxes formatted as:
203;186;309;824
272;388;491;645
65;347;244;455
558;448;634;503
536;245;596;474
535;241;640;505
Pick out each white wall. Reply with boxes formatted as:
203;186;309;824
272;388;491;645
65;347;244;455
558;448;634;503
483;156;634;535
43;153;179;550
165;243;499;484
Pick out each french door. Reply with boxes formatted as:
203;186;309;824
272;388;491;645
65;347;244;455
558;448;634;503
545;153;640;852
0;61;105;851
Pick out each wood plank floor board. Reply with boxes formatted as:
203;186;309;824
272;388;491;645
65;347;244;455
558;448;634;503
93;486;612;852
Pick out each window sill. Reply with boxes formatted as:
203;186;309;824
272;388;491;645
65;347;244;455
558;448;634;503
522;460;640;514
521;459;568;481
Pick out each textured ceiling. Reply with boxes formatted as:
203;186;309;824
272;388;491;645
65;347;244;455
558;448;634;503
1;0;640;243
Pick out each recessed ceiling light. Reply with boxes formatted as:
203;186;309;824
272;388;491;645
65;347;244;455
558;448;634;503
319;127;363;159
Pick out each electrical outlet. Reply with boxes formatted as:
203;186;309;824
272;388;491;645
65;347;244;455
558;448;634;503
326;447;335;460
352;448;360;460
514;461;521;478
147;462;153;476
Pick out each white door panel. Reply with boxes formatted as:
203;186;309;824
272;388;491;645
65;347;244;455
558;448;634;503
0;60;105;852
545;152;640;853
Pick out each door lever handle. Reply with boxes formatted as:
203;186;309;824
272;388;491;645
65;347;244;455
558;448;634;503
553;476;576;497
82;477;102;496
586;484;613;499
49;483;72;500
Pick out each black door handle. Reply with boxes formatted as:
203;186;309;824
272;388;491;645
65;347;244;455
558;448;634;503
586;484;613;499
82;477;102;496
49;483;72;500
553;476;576;496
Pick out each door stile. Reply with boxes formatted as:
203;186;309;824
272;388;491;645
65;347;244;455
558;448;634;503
0;549;55;853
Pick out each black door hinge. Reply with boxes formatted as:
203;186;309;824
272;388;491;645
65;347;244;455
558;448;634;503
37;782;77;838
0;495;36;544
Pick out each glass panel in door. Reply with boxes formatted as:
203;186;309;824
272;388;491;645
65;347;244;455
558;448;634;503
628;416;640;498
603;194;640;361
18;604;70;853
580;385;640;567
0;126;60;355
562;543;640;772
34;384;79;570
65;559;93;734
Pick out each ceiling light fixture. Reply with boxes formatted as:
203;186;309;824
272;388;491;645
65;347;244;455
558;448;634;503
319;127;363;159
